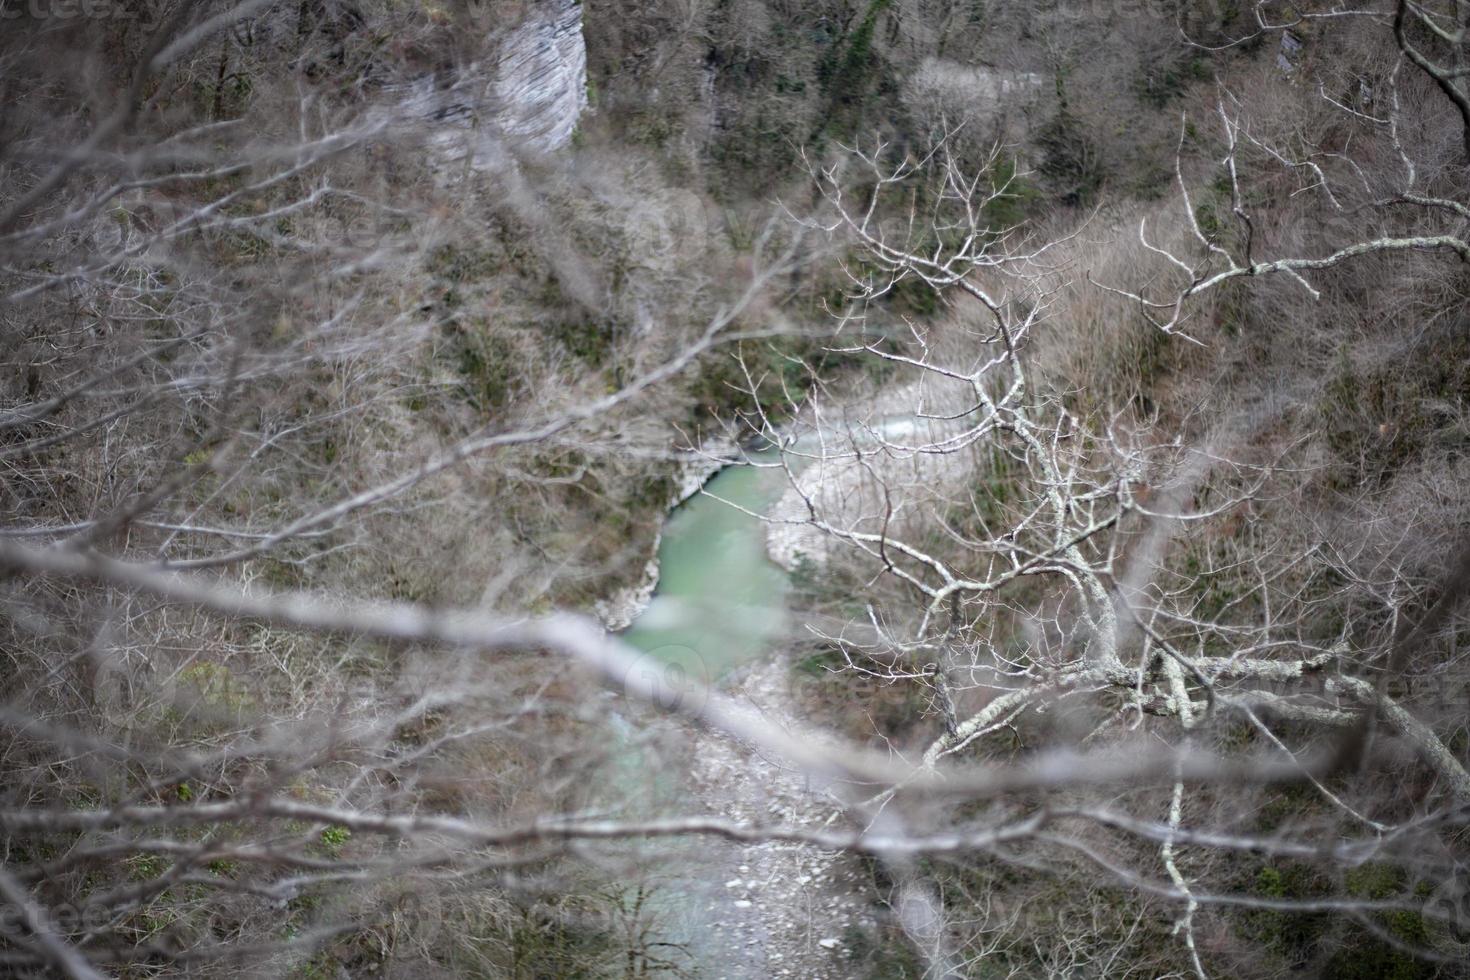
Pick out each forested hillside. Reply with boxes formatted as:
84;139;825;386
2;1;1469;976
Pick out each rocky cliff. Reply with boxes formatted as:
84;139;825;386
495;0;588;151
394;0;587;163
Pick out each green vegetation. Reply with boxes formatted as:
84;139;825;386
318;825;351;854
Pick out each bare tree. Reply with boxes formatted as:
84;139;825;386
703;120;1470;975
1187;1;1470;160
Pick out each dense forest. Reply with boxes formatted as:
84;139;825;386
2;0;1469;976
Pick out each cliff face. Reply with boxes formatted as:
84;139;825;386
495;0;588;151
395;0;587;163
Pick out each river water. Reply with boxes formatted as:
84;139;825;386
605;452;809;974
621;452;793;685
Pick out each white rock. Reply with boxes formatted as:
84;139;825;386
387;0;588;174
818;937;841;950
495;0;588;151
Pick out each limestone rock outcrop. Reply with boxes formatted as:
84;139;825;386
393;0;587;165
494;0;588;152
